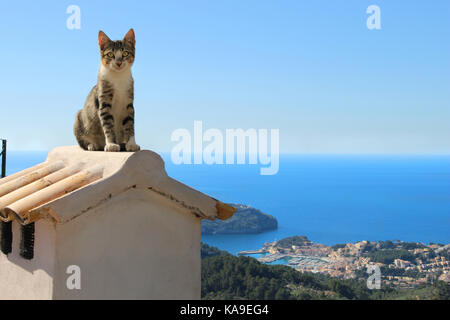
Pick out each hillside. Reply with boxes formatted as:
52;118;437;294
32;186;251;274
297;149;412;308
200;243;450;300
275;235;311;248
244;236;450;288
202;203;278;235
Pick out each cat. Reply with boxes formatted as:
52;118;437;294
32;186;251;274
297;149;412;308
74;29;140;152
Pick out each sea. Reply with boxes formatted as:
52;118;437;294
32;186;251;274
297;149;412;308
4;151;450;255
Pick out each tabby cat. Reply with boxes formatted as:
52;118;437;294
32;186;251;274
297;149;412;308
74;29;140;152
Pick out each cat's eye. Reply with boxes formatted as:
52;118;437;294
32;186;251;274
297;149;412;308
122;51;129;57
107;52;114;58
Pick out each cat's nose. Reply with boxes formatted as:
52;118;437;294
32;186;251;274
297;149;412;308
116;61;122;67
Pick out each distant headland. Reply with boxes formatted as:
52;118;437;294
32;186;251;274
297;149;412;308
201;203;278;235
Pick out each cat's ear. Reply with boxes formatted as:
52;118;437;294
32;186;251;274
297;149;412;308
123;29;135;46
98;31;111;50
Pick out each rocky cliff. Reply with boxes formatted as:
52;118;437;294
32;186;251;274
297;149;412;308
202;203;278;235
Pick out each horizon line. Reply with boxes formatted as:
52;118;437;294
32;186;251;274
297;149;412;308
6;149;450;157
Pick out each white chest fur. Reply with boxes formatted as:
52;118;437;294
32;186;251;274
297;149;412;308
98;66;133;141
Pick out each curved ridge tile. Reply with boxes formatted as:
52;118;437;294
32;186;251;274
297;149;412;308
3;164;103;224
0;161;65;197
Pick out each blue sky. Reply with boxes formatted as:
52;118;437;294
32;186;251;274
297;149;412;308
0;0;449;153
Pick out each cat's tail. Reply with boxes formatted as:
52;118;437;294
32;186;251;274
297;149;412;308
73;110;89;150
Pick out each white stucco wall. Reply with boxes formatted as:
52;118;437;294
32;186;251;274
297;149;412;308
0;219;56;299
53;188;202;299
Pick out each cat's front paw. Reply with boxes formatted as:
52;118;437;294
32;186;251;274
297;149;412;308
104;143;121;152
125;142;140;152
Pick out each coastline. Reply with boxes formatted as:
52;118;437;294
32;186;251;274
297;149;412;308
7;151;450;250
234;236;450;288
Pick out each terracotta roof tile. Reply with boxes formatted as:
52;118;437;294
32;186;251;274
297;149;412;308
0;146;236;225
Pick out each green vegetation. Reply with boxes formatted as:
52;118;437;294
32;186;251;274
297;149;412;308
202;255;292;299
201;242;230;258
399;242;427;250
368;249;416;265
440;250;450;261
435;280;450;300
276;236;310;249
202;204;278;235
331;244;347;250
379;266;422;279
378;240;395;249
200;243;450;300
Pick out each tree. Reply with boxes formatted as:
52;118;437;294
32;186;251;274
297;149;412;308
435;281;450;300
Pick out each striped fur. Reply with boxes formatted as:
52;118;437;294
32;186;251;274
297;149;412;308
74;29;140;152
